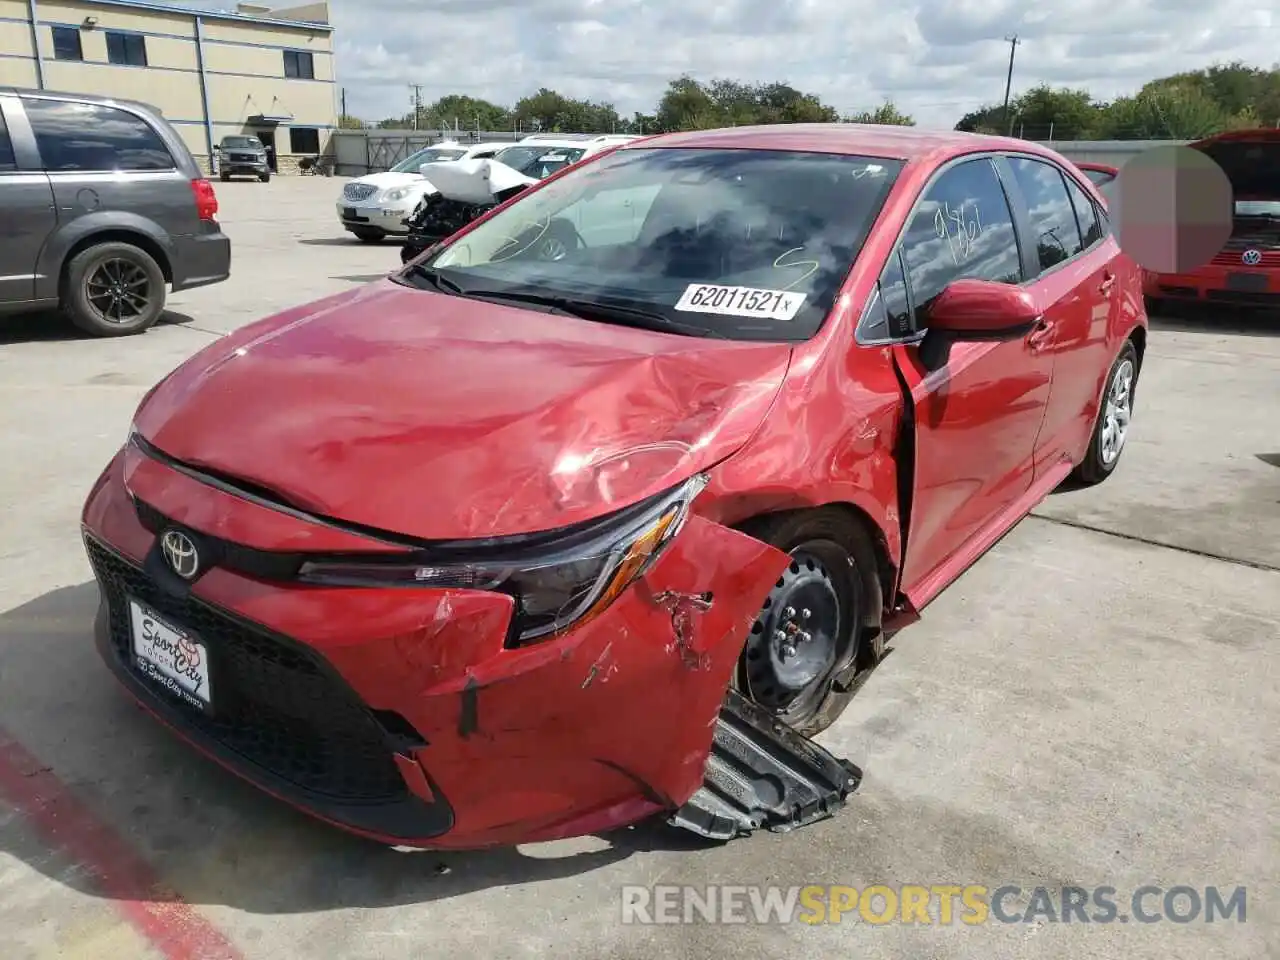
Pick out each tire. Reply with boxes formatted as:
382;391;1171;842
219;172;230;182
352;228;384;243
734;508;885;737
61;242;166;338
259;172;270;183
1072;338;1139;486
1143;295;1166;318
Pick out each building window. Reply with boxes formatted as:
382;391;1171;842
283;50;314;79
51;26;84;62
22;97;174;172
289;127;320;154
105;31;148;67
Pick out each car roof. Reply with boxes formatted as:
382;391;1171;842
504;139;591;150
621;123;1067;166
3;85;161;118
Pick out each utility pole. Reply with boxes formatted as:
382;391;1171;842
409;84;423;130
340;86;347;120
1002;34;1020;135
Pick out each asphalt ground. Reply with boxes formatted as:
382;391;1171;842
0;175;1276;960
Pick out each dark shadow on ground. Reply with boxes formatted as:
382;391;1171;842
298;237;400;247
0;310;198;345
1257;453;1280;469
1148;303;1280;337
332;274;393;284
0;583;722;914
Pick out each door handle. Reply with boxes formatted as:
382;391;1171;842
1099;272;1115;294
1027;316;1053;351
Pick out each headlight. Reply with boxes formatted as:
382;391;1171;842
382;186;414;202
297;474;708;645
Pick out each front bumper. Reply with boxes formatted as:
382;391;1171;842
1145;264;1280;307
81;447;787;848
336;200;414;235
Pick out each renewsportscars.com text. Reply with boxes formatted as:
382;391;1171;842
620;884;1247;925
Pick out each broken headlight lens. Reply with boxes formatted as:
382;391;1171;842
296;473;708;644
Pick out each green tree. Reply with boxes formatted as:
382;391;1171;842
846;101;915;125
337;114;364;130
1005;85;1098;139
653;75;839;131
423;94;511;132
513;88;621;133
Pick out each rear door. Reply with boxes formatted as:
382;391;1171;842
20;95;195;239
879;156;1055;603
0;94;56;305
997;155;1114;475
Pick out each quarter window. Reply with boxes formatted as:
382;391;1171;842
900;157;1022;329
283;50;315;79
1063;175;1105;249
51;25;84;61
1006;157;1083;272
22;98;174;172
105;31;147;66
0;110;16;171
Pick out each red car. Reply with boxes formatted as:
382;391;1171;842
81;124;1147;849
1143;128;1280;310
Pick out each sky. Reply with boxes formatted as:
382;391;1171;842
212;0;1276;128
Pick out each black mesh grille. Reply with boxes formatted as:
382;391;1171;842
86;537;408;803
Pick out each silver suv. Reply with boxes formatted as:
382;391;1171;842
0;88;231;337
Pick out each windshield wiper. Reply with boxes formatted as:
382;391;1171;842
399;262;466;295
457;290;728;339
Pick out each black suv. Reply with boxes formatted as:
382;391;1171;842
0;88;231;337
215;135;270;182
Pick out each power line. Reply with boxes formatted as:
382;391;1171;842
1002;34;1021;135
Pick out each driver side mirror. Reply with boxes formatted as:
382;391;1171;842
925;279;1040;340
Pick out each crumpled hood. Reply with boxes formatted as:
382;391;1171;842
134;280;792;541
345;171;435;195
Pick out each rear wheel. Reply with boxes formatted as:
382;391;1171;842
352;227;384;243
219;172;230;182
259;171;271;183
61;241;166;337
1072;339;1139;485
735;509;885;737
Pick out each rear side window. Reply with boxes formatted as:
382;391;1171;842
1063;175;1105;249
0;110;16;171
901;157;1023;328
22;98;175;172
1006;157;1083;272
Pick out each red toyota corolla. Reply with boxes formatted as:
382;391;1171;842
81;124;1147;849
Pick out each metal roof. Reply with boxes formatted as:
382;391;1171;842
74;0;334;32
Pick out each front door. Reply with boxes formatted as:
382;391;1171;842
0;96;56;305
258;130;277;171
886;156;1055;604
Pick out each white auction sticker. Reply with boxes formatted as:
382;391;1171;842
674;283;807;322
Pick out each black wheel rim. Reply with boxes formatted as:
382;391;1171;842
742;540;857;724
85;258;151;324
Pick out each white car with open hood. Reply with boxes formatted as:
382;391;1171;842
335;141;510;242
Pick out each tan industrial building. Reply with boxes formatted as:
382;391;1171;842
0;0;336;173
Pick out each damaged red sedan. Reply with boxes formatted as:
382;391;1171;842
81;124;1147;849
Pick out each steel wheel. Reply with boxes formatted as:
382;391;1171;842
1099;357;1134;465
84;258;153;326
741;541;857;726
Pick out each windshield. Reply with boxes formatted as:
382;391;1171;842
393;147;467;172
407;147;903;341
1236;200;1280;217
223;137;261;150
495;145;588;178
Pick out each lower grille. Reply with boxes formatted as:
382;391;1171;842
85;538;408;803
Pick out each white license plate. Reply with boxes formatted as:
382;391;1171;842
129;599;212;711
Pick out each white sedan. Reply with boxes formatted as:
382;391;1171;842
336;141;509;242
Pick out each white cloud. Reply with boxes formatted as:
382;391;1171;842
257;0;1279;127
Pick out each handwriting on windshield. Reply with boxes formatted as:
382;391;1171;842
934;201;983;266
772;247;819;290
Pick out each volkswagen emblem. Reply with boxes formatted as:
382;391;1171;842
1242;249;1262;266
160;530;200;580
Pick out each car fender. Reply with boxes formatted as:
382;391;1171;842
35;211;173;300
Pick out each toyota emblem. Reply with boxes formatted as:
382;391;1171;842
1242;249;1262;266
160;530;200;580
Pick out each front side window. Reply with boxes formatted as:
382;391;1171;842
1006;156;1084;272
23;98;174;172
494;145;587;178
105;31;147;66
900;157;1022;328
412;147;904;341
